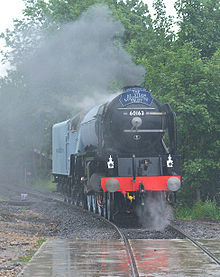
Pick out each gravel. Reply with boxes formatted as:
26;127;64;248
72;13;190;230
0;182;118;240
31;199;119;239
0;182;118;276
121;226;184;239
172;218;220;239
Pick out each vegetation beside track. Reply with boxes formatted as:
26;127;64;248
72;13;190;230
31;178;56;192
174;200;220;220
18;238;47;263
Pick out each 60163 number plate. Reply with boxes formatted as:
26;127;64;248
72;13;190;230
129;110;144;116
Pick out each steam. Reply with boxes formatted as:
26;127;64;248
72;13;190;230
137;192;173;230
20;4;145;113
0;4;145;183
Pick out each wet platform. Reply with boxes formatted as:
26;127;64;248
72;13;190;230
130;239;220;276
197;239;220;261
18;239;130;276
18;239;220;277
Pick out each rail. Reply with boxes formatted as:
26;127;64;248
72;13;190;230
91;210;139;277
169;224;220;266
49;194;139;277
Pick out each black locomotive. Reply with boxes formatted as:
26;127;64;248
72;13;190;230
52;87;181;220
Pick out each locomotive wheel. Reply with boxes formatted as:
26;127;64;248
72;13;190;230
97;194;102;216
63;183;68;202
75;192;80;206
57;182;61;192
82;193;87;209
72;194;77;206
75;190;85;208
78;192;86;208
97;203;102;216
72;189;79;206
67;185;72;204
107;192;115;221
107;193;111;220
87;195;92;211
103;193;107;219
92;195;97;214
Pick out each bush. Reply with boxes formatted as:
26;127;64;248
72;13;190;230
174;205;192;219
191;200;220;220
174;200;220;220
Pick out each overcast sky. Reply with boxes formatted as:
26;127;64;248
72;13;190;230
0;0;177;76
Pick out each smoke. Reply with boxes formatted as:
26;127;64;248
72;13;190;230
20;3;146;146
60;91;121;112
0;4;145;183
137;192;173;231
20;4;145;113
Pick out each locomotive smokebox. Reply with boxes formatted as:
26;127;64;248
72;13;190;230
103;87;168;156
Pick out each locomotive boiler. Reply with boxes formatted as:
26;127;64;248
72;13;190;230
52;87;181;221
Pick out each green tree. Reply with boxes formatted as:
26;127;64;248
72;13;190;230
143;43;220;202
175;0;220;57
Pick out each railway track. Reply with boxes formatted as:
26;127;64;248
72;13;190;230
84;202;220;276
8;186;219;276
11;189;220;276
170;224;220;266
92;210;139;277
50;193;220;276
107;221;220;276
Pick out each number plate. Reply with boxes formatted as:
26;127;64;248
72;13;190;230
129;110;145;116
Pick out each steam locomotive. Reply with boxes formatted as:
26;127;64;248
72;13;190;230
52;87;181;221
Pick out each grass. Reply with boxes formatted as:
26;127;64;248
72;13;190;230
31;177;56;192
18;207;27;212
174;205;192;219
174;200;220;220
19;255;33;263
0;195;9;200
18;237;47;263
37;238;47;246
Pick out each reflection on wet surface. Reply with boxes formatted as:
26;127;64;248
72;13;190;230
197;239;220;260
19;239;130;277
18;239;220;277
130;239;220;276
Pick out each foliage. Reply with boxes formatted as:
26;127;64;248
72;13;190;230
174;205;192;219
174;200;220;220
37;237;47;245
175;0;220;58
143;42;220;201
0;0;219;203
32;177;56;192
18;237;46;263
18;254;33;263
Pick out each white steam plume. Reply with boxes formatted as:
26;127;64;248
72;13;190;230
20;4;145;114
137;192;173;231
